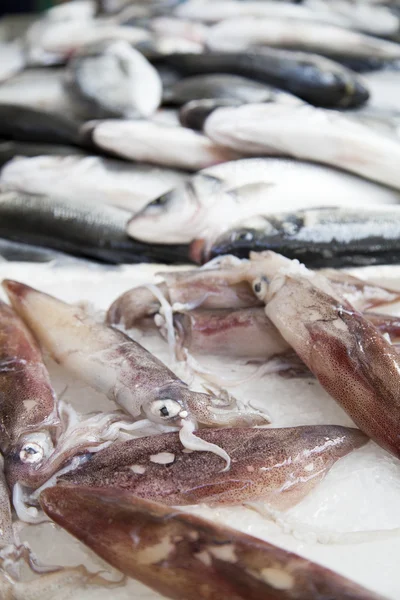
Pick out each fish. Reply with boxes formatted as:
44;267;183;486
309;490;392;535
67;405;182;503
304;0;400;37
25;16;151;66
0;239;93;264
204;103;400;190
0;42;25;83
85;119;241;170
4;281;265;456
175;0;351;26
205;18;400;60
40;486;385;600
0;105;81;147
250;251;400;459
163;73;303;105
149;16;208;45
0;155;188;214
362;70;400;114
159;49;369;108
0;191;191;264
203;206;400;268
126;158;400;245
59;425;367;508
0;141;87;168
65;40;162;120
0;68;78;120
179;98;243;131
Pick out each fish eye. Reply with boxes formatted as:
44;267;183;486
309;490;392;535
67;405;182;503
19;442;44;465
148;399;183;421
235;231;253;243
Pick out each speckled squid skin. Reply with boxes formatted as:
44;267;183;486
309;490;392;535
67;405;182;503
0;454;13;547
253;251;400;459
40;486;385;600
0;300;57;451
59;426;367;508
3;280;263;429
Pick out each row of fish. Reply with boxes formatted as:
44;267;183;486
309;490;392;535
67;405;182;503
1;0;400;265
1;250;398;598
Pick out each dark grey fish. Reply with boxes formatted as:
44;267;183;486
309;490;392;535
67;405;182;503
0;105;81;146
179;98;242;130
202;206;400;268
0;239;86;263
157;49;369;108
0;140;86;167
163;73;302;105
0;191;191;265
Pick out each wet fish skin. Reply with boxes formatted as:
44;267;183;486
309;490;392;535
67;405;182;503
179;98;243;131
40;486;386;600
205;207;400;268
65;40;162;120
0;155;188;214
204;103;400;189
127;158;400;246
163;73;303;105
0;140;87;167
0;191;191;265
0;105;81;147
206;17;400;60
60;425;368;508
0;42;25;83
158;49;369;108
86;119;241;170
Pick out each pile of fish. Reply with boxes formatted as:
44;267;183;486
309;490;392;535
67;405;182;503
2;0;400;266
3;0;400;598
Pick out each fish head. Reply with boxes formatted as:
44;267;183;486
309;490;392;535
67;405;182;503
127;174;226;244
4;430;55;489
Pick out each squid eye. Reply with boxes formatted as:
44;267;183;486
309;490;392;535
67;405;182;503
148;399;183;421
19;442;44;465
252;277;268;299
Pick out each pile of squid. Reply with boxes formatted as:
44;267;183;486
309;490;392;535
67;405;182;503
2;250;400;599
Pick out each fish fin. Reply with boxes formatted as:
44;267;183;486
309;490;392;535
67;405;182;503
225;181;275;201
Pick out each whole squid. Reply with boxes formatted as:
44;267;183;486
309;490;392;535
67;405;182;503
107;260;400;330
59;425;367;508
40;486;385;600
0;300;59;490
3;281;266;469
250;251;400;459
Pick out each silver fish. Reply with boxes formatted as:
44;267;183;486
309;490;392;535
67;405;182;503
206;17;400;60
127;158;400;244
0;155;188;214
179;98;243;131
65;40;162;119
25;16;151;66
0;42;25;83
0;141;87;167
86;119;241;170
163;73;303;105
204;103;400;190
0;68;78;121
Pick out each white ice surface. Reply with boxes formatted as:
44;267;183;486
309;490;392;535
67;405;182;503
3;260;400;599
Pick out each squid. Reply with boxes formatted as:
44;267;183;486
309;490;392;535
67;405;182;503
250;251;400;459
3;280;267;470
58;425;367;509
0;300;60;490
40;485;385;600
107;260;400;331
